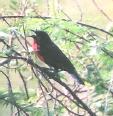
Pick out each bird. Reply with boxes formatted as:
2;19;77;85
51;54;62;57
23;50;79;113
31;30;84;85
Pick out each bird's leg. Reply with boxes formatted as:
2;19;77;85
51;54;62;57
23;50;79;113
41;66;61;79
53;69;61;79
48;67;59;78
41;67;57;79
49;66;54;72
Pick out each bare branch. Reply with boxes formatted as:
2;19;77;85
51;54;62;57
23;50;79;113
77;22;113;37
0;15;51;20
92;0;112;21
1;55;96;115
0;59;11;66
18;71;29;99
74;0;83;21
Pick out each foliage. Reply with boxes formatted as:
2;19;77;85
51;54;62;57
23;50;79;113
0;0;113;116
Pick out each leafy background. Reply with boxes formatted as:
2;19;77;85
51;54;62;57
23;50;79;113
0;0;113;116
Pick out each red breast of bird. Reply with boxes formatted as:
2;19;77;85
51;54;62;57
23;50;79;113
32;40;45;62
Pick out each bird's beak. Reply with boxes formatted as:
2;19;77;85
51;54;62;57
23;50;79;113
28;30;36;38
28;35;34;38
28;35;36;39
31;29;36;33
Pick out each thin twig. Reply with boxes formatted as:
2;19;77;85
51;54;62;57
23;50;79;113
64;29;90;42
60;10;73;21
2;18;11;26
77;22;113;37
39;82;50;116
32;68;82;116
0;15;51;20
0;59;11;66
101;48;113;58
1;55;96;116
74;0;83;21
92;0;112;21
18;71;29;99
22;23;29;52
0;71;29;116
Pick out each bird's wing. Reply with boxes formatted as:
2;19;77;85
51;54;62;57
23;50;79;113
40;41;84;85
40;41;74;70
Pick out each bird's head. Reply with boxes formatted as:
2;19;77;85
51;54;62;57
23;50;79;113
31;30;51;44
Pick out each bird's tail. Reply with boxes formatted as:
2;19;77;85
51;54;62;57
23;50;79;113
70;70;84;85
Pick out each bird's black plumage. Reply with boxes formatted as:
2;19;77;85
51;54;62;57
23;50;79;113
31;30;84;85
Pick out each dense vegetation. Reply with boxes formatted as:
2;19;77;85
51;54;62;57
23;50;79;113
0;0;113;116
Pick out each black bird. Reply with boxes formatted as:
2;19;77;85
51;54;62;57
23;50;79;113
31;30;84;85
